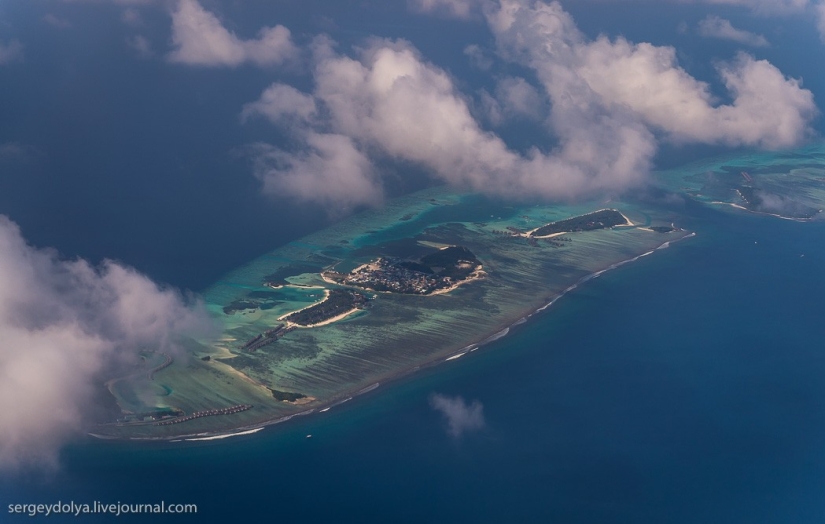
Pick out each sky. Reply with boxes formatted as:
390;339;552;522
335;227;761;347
0;0;823;470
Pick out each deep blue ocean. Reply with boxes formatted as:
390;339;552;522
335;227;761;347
4;199;825;523
3;1;825;522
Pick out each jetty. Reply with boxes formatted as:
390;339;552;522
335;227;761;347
154;404;253;426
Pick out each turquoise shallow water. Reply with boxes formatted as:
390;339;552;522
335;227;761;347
5;192;825;522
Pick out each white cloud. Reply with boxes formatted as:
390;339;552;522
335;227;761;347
244;1;816;209
242;84;382;213
0;217;212;471
417;0;825;42
429;393;486;438
488;0;816;149
167;0;298;67
495;76;544;120
581;0;810;13
574;41;813;148
241;83;318;125
121;7;143;26
817;2;825;40
476;77;544;125
310;39;652;199
126;35;152;58
408;0;482;19
477;89;504;125
244;38;648;203
697;15;769;46
666;0;825;41
0;40;23;65
692;0;810;14
464;43;493;70
246;135;383;214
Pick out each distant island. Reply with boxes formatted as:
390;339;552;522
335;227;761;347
322;246;484;295
735;186;820;220
662;166;825;222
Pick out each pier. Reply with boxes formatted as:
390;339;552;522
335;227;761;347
148;352;173;380
154;404;253;426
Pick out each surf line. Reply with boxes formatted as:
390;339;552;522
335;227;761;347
356;383;380;395
184;428;264;441
439;233;696;367
535;234;695;317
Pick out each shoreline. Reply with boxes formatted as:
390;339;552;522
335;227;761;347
522;208;629;237
324;266;486;297
292;306;363;328
523;208;633;239
88;230;695;442
710;201;819;222
277;289;331;322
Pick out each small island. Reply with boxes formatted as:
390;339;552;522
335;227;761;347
268;388;310;403
323;246;483;295
529;209;629;237
281;288;369;327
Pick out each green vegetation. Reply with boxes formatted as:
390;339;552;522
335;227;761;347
421;246;480;280
396;261;434;274
284;289;368;326
649;226;675;233
531;209;627;237
420;245;477;267
321;271;347;284
269;388;307;402
263;263;323;287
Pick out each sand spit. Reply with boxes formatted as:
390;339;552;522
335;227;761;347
277;289;331;322
184;428;264;441
291;307;362;329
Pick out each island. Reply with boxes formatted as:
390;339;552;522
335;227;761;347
322;246;483;295
528;209;629;237
281;289;369;327
655;159;825;222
